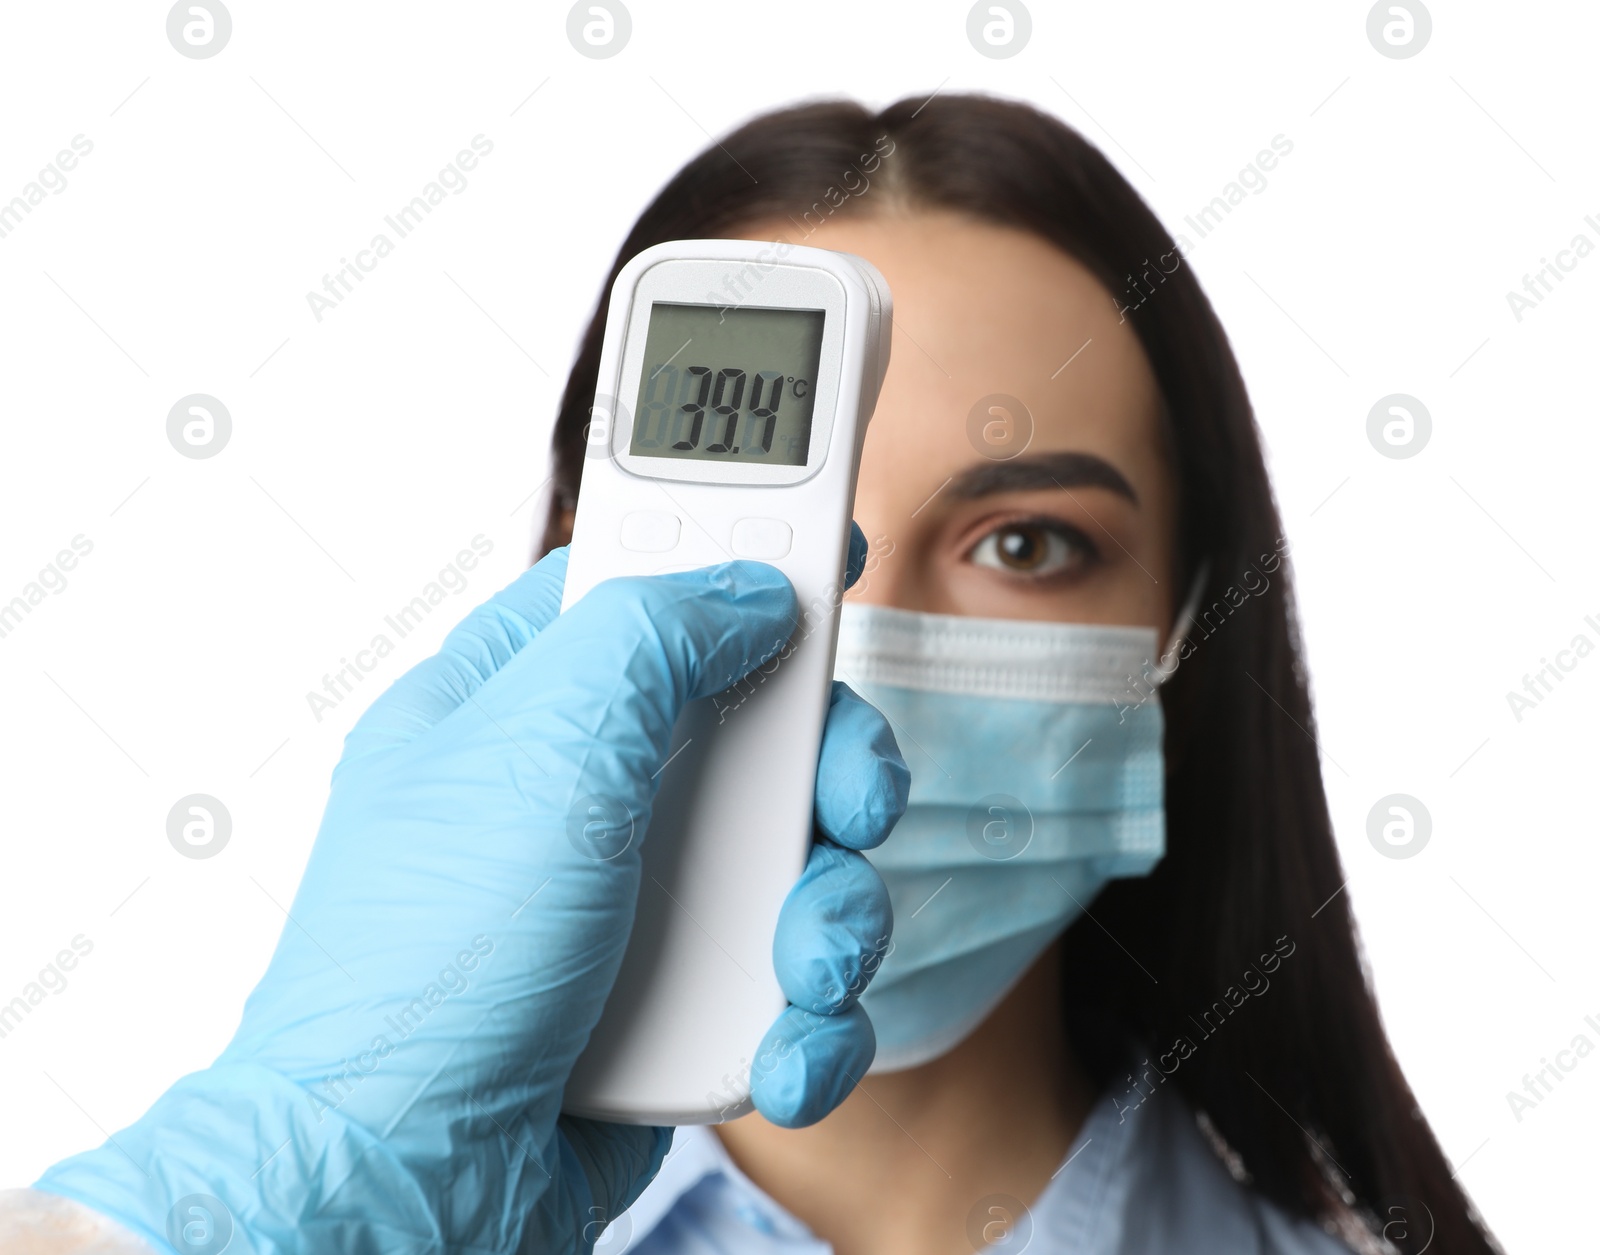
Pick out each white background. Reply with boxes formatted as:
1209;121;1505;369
1;3;1594;1250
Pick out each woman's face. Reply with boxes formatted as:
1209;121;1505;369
731;211;1178;635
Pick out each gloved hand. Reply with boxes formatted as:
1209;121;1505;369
35;534;907;1255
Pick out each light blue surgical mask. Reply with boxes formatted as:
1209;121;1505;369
832;593;1198;1073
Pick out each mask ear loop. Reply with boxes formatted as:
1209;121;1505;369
1151;560;1210;685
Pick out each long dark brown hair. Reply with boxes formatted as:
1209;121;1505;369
538;94;1498;1253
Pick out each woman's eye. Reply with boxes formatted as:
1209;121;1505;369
968;521;1093;578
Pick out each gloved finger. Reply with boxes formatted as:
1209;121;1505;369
459;561;798;796
339;547;570;764
814;680;909;851
750;1002;876;1128
844;520;868;587
553;1118;672;1242
772;839;892;1015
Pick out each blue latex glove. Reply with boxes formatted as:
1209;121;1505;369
36;535;906;1254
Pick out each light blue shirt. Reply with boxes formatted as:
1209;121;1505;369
613;1080;1354;1254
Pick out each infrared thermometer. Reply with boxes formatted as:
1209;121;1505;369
558;238;893;1125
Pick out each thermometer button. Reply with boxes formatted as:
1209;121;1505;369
730;517;793;560
619;510;680;553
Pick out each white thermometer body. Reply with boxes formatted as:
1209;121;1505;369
558;239;892;1125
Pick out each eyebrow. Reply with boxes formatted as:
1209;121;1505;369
943;451;1139;505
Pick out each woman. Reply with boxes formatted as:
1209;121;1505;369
536;95;1499;1253
13;95;1498;1255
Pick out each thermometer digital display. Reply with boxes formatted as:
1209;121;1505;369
630;302;824;466
559;238;893;1126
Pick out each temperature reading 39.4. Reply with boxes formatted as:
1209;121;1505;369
636;365;811;462
629;301;825;467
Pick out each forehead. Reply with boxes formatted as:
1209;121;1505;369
729;211;1171;491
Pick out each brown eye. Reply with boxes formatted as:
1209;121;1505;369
969;521;1090;577
996;524;1048;570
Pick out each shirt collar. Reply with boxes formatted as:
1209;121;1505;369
619;1119;822;1246
620;1081;1152;1251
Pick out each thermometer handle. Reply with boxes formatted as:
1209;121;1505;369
558;241;891;1124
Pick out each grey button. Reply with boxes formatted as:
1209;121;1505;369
619;511;680;553
730;518;792;559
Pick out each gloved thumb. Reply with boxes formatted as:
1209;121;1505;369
336;548;570;767
464;560;800;819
